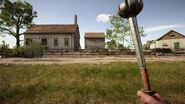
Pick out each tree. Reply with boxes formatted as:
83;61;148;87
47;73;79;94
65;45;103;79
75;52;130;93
0;0;37;47
0;0;3;9
106;14;145;50
0;0;5;8
106;40;117;50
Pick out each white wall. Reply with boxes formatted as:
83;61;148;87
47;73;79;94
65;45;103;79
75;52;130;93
155;39;185;50
24;34;74;50
150;42;156;49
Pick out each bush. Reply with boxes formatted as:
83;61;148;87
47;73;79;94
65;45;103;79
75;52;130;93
0;41;12;58
22;42;44;58
153;48;172;53
11;46;25;57
1;41;44;58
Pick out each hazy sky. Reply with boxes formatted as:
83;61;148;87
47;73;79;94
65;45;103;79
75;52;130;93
1;0;185;48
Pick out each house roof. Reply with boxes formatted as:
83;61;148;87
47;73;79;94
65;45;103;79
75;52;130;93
85;32;105;39
156;30;185;41
24;24;79;34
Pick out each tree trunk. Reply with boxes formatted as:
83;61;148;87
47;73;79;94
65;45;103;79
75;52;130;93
16;36;20;47
16;23;20;48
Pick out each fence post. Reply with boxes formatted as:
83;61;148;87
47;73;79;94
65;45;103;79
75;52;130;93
40;48;43;58
61;48;63;57
99;49;102;56
107;50;109;56
80;49;82;57
2;46;4;59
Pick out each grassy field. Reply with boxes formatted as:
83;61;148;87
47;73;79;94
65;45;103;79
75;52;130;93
0;62;185;104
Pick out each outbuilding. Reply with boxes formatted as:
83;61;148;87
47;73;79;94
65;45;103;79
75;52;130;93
85;32;105;50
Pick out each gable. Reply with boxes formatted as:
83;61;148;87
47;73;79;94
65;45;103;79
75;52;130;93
157;30;185;41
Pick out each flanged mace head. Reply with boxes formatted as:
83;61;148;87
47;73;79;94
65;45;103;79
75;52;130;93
118;0;143;18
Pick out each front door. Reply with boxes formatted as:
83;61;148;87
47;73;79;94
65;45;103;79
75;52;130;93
174;42;180;49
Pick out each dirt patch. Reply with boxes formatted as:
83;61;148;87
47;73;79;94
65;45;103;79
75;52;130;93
0;56;185;65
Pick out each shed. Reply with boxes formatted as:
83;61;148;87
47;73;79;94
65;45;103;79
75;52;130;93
85;32;105;49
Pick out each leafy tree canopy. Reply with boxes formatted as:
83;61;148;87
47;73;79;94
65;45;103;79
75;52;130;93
106;14;145;50
0;0;37;47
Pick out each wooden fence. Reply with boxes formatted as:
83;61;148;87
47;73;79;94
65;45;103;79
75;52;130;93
42;49;138;58
1;47;185;59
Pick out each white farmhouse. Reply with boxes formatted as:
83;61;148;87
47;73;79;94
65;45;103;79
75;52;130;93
150;30;185;51
24;15;81;51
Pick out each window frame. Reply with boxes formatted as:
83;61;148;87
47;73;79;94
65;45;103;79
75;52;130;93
54;37;58;46
26;38;32;45
162;43;168;47
41;38;47;46
174;42;180;49
64;37;69;46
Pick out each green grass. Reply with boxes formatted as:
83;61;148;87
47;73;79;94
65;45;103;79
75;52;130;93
0;62;185;104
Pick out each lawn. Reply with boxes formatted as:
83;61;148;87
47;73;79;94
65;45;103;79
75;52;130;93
0;62;185;104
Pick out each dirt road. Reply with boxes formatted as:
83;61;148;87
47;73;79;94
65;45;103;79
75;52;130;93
0;56;185;65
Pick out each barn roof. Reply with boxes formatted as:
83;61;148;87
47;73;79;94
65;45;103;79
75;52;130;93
156;30;185;41
85;32;105;39
24;24;79;34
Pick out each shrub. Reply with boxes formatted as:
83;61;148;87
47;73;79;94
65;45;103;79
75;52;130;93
0;41;11;58
22;42;44;58
154;48;172;53
11;46;25;57
1;41;44;58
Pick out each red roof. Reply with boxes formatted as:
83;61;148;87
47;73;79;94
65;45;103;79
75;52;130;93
85;32;105;38
25;24;78;34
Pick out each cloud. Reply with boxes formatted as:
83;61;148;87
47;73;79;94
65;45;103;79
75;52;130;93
145;24;185;33
96;14;111;23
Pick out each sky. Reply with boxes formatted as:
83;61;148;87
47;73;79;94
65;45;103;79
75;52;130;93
1;0;185;48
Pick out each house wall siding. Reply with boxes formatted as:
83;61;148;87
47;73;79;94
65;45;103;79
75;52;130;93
24;34;75;50
156;39;185;50
85;38;105;49
149;31;185;51
150;42;156;49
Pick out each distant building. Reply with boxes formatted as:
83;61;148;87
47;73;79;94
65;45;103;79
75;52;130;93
149;40;156;49
144;40;155;50
150;30;185;51
85;32;105;49
24;15;81;51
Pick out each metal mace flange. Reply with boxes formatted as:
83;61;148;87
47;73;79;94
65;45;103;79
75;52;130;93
118;0;143;18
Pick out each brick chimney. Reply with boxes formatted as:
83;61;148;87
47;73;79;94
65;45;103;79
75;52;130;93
74;15;77;25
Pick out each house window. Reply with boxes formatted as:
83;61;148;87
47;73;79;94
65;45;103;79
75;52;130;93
64;38;69;46
174;42;180;49
169;33;174;36
54;37;58;46
162;43;168;47
26;38;32;45
41;38;47;45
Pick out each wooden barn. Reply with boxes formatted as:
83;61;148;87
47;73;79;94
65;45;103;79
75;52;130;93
85;32;105;50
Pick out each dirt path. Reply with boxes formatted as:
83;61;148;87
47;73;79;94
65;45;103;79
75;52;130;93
0;56;185;65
